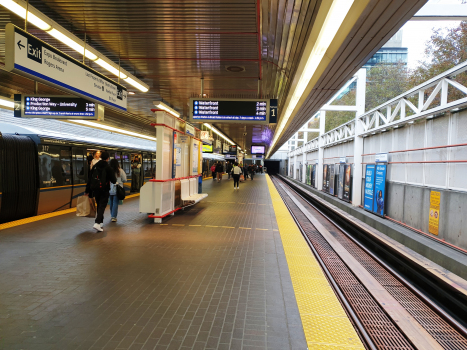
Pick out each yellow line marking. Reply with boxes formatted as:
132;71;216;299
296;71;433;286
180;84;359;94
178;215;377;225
222;226;235;228
172;224;185;226
0;194;141;231
265;175;364;350
189;225;202;227
239;227;251;230
160;224;168;226
206;225;219;227
255;228;268;230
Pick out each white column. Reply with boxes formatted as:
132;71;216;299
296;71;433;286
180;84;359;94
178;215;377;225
352;68;366;206
317;111;326;190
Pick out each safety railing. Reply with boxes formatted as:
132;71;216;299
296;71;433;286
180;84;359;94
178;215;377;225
321;119;355;148
358;60;467;135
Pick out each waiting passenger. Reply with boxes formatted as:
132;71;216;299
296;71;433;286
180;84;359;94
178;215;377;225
131;156;142;192
232;162;242;190
211;163;216;181
85;151;117;232
109;159;127;223
249;164;255;181
216;162;223;182
91;151;101;169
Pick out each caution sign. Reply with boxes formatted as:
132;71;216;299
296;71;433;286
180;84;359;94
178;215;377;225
428;191;441;235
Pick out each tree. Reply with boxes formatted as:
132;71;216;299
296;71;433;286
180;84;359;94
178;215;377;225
409;21;467;101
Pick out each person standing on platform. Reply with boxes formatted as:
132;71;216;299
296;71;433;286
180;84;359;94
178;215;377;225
109;159;127;222
211;163;216;181
216;162;223;182
249;164;255;180
226;161;232;180
232;162;241;189
131;156;142;192
85;151;117;232
91;150;101;169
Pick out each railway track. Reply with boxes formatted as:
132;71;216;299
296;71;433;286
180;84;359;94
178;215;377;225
270;175;467;350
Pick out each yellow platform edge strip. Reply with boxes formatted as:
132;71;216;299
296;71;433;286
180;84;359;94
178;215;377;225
0;193;140;231
265;175;364;350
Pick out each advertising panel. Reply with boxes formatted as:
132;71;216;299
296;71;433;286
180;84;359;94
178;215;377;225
428;191;441;235
373;164;387;216
323;165;328;192
338;165;345;200
311;164;316;188
202;144;213;153
329;165;335;196
251;145;265;154
343;165;351;202
306;165;310;185
364;164;376;211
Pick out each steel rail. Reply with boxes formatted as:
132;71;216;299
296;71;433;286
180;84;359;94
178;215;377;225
271;175;376;350
277;175;467;340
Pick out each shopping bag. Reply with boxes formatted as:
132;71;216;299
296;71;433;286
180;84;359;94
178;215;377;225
240;174;244;182
76;196;96;217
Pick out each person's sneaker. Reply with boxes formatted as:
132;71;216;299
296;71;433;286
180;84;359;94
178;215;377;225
111;217;117;222
93;223;103;232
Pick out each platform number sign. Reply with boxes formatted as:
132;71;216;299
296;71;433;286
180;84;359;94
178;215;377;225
269;99;278;124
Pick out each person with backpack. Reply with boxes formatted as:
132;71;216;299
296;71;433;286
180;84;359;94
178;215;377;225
85;151;117;232
216;162;223;182
109;159;127;222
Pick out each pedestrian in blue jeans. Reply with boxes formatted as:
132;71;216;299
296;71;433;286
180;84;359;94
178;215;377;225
109;159;127;222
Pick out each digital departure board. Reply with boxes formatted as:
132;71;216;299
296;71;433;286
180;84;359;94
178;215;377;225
14;94;104;120
189;98;270;124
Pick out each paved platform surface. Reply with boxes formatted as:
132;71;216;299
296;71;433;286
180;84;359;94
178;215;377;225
0;174;307;350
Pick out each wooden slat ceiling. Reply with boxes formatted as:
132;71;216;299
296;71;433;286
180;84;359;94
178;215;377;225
0;0;426;154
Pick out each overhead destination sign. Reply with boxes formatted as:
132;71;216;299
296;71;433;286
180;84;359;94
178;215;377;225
14;94;104;120
5;24;127;111
189;98;270;124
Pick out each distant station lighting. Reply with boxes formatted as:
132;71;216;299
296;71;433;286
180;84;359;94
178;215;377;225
0;96;14;109
268;0;355;157
70;120;157;141
128;91;136;95
153;101;180;118
203;123;235;146
0;0;149;92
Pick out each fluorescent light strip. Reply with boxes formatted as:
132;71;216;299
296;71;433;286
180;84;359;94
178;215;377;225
70;120;156;141
0;97;14;109
154;102;180;117
268;0;354;156
0;0;149;92
204;123;235;145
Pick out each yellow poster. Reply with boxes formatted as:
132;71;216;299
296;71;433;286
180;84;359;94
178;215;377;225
428;191;440;235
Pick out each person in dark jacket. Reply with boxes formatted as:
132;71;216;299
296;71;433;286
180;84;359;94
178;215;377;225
216;162;223;182
249;164;255;180
226;161;232;180
85;151;117;232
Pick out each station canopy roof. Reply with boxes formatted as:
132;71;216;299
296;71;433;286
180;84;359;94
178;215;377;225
0;0;427;156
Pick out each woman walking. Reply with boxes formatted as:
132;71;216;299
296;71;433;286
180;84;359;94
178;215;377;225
109;159;127;222
232;162;242;189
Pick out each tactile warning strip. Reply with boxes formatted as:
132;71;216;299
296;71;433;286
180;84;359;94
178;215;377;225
0;193;140;231
266;175;365;350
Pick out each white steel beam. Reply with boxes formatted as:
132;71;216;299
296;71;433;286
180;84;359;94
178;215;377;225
412;4;467;21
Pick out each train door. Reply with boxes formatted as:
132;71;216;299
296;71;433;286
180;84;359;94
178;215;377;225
130;153;143;192
121;152;131;193
71;147;87;207
37;145;73;214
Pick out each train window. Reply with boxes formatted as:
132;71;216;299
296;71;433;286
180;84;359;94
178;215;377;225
143;154;151;178
122;153;131;176
72;149;86;184
38;144;62;188
60;147;72;186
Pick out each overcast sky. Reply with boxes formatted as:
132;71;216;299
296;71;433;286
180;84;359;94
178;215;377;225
401;0;463;69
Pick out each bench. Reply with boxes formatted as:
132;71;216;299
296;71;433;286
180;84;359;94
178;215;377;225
181;178;208;205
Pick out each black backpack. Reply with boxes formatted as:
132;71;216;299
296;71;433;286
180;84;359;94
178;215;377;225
90;166;107;192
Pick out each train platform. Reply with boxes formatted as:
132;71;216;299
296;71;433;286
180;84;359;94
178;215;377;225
0;174;363;350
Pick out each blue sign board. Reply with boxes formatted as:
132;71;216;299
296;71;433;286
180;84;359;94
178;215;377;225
373;164;387;216
364;165;376;211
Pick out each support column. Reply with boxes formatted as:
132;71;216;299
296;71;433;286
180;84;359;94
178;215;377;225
317;111;325;190
352;68;367;207
302;154;306;183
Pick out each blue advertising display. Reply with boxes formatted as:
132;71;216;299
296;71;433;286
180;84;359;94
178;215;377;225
373;164;387;216
364;165;376;211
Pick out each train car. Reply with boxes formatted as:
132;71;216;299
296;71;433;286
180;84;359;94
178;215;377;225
0;123;156;224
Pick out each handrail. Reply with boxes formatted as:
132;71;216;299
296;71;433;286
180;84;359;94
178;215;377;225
149;175;201;183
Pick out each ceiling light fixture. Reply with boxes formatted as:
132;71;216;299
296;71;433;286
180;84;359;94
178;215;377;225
0;0;149;92
267;0;355;157
69;120;156;141
128;91;136;95
0;96;14;110
203;123;235;145
153;101;180;118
